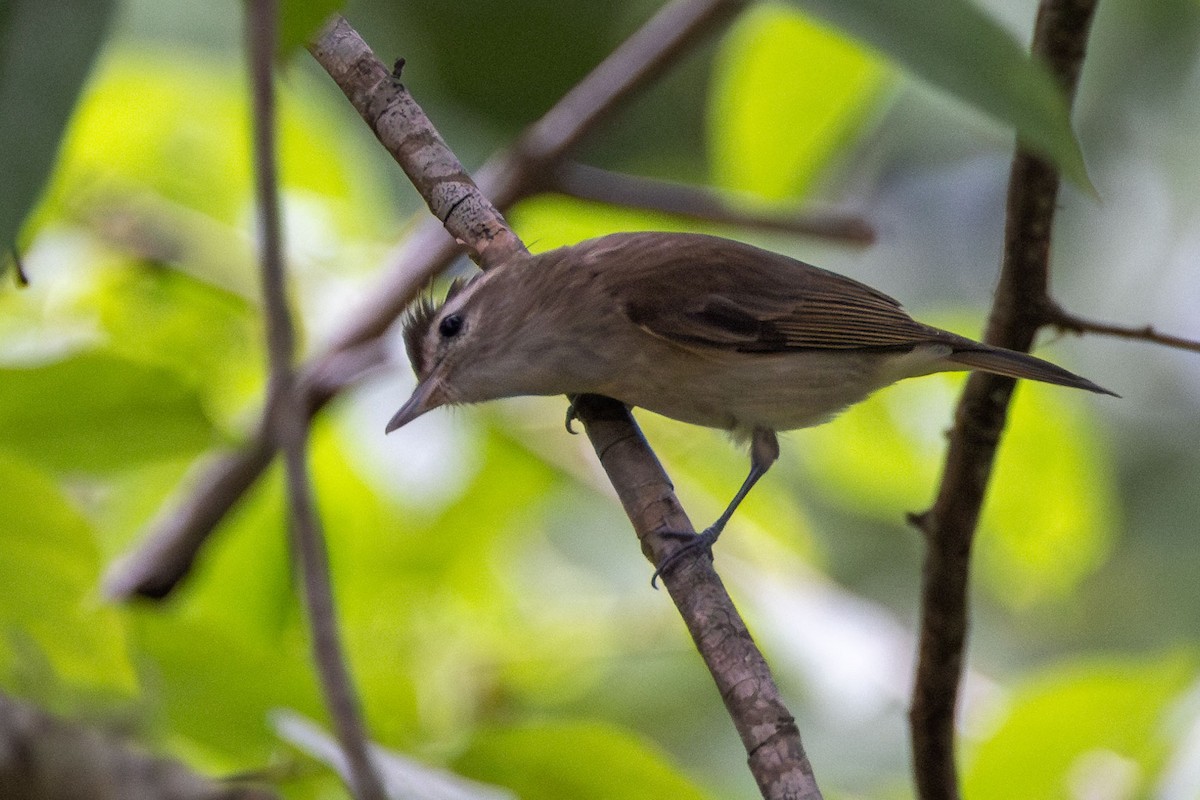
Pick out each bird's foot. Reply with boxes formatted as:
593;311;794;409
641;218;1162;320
650;527;720;589
564;397;580;434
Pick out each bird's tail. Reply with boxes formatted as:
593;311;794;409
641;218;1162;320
948;346;1118;396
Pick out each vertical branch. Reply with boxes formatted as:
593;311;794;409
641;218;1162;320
907;2;1099;799
246;3;386;800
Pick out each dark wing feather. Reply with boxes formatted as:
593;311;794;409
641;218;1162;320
592;232;942;352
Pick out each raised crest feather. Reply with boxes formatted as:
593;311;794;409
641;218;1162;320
402;277;470;376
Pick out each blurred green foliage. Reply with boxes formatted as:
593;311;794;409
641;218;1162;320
964;655;1195;799
709;5;890;200
0;353;219;472
1;1;1198;799
0;453;136;702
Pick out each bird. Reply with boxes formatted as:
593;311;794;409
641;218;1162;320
386;231;1114;584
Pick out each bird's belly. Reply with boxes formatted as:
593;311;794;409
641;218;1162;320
597;348;919;434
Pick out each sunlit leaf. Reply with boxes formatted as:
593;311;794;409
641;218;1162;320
0;351;219;472
709;4;890;200
788;0;1092;189
965;655;1193;799
454;722;712;800
43;49;394;241
0;0;115;252
0;453;135;698
977;380;1117;608
511;194;695;253
798;370;961;513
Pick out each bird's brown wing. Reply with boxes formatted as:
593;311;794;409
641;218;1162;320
589;232;944;352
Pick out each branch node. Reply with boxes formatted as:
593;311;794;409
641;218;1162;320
906;510;931;536
9;245;29;287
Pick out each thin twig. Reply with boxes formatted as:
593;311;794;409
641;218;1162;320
307;16;819;799
550;162;875;244
246;4;385;800
907;2;1100;799
1047;304;1200;354
106;0;750;602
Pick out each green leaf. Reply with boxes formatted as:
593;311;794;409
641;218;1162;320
0;351;219;472
798;370;961;514
788;0;1092;189
0;453;136;699
131;611;322;772
965;655;1193;799
976;380;1117;608
279;0;344;55
45;48;395;239
709;4;890;200
511;194;698;253
0;0;115;252
88;263;263;424
454;722;712;800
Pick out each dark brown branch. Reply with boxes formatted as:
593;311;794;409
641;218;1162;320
549;162;875;244
907;2;1099;799
0;691;278;800
307;18;525;270
105;0;749;602
1046;304;1200;354
572;395;821;799
246;4;385;800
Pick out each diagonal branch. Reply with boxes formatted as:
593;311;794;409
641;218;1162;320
907;2;1100;799
572;395;821;798
246;4;385;799
104;0;752;602
548;161;876;243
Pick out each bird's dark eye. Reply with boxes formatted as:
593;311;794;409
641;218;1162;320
438;313;464;338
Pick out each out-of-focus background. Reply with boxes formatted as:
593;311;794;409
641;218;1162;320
2;0;1200;797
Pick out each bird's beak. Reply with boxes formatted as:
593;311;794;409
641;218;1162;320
385;379;443;433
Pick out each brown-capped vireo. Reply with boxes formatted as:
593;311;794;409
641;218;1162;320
388;232;1114;582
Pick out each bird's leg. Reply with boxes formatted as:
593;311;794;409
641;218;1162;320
650;428;780;588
